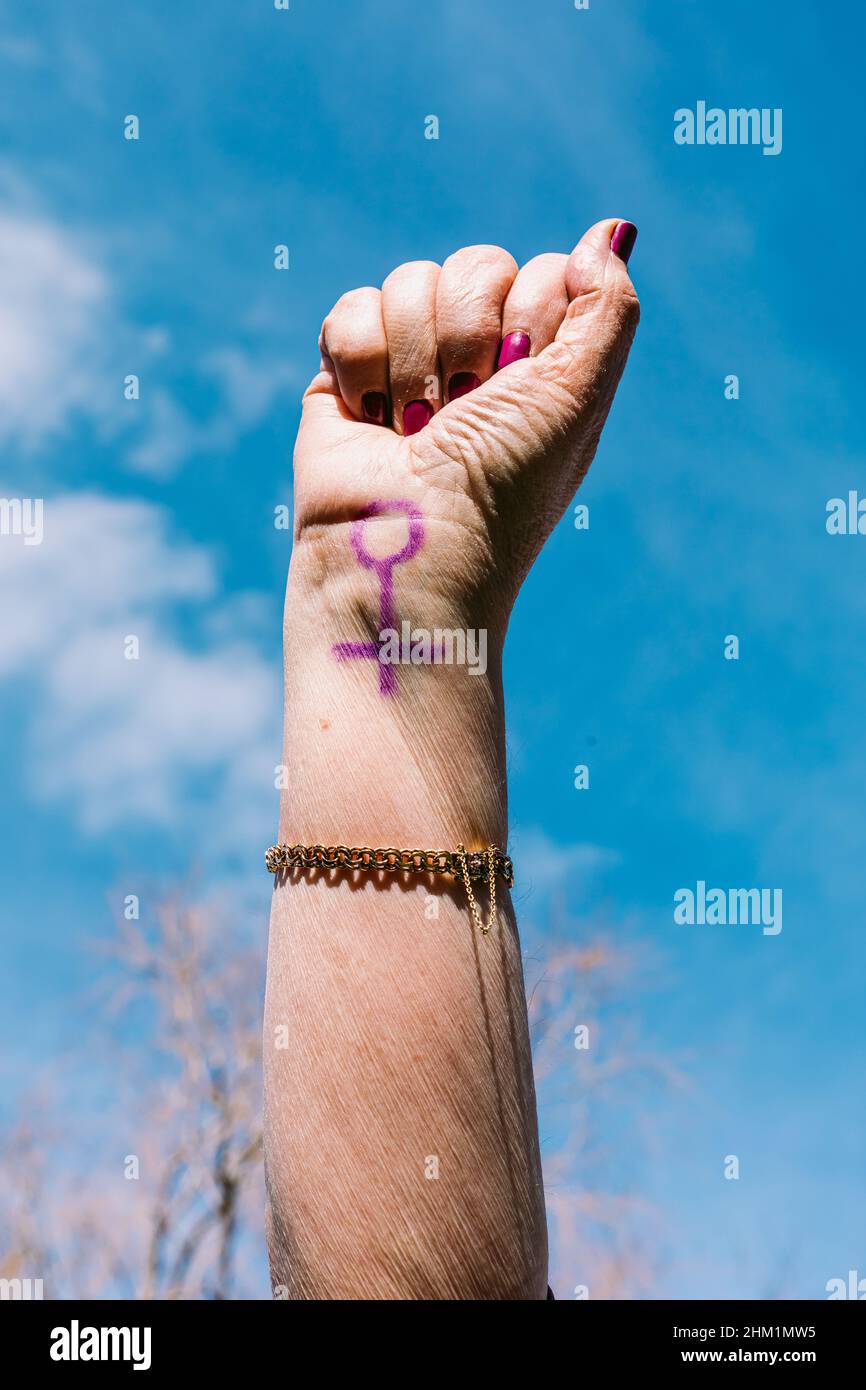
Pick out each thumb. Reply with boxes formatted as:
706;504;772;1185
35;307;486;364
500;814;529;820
518;216;640;422
555;216;640;371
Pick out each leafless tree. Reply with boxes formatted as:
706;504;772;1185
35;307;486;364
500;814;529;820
527;902;684;1298
0;891;672;1299
1;895;266;1299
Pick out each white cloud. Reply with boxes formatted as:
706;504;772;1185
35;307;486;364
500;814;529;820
125;389;202;479
203;347;296;430
510;825;619;896
127;351;297;478
0;492;279;838
0;212;110;449
0;197;297;475
0;36;44;68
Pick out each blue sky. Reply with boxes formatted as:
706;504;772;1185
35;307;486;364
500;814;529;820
1;0;864;1298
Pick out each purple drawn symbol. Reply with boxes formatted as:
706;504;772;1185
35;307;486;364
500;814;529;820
332;499;424;696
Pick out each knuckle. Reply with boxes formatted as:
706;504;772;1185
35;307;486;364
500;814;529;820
437;327;487;363
616;283;641;327
333;285;379;315
322;288;384;358
346;340;384;370
519;252;568;275
323;326;380;364
383;259;439;290
444;243;514;269
596;271;640;321
443;244;518;288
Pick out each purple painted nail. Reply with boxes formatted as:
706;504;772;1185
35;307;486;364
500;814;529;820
610;221;638;264
447;371;481;401
362;391;387;425
403;399;434;435
497;331;531;369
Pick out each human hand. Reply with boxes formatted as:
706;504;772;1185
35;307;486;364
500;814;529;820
291;218;639;631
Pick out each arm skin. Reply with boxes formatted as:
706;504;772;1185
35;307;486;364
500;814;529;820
262;547;548;1300
262;217;639;1300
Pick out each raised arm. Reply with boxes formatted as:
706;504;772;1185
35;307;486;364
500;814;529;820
263;220;639;1300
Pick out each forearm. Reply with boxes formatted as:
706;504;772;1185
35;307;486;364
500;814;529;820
263;546;548;1300
262;210;639;1301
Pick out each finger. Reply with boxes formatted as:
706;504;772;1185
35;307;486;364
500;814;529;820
435;245;518;402
523;217;639;410
499;253;569;364
557;217;639;351
303;353;341;402
320;287;390;426
380;259;441;435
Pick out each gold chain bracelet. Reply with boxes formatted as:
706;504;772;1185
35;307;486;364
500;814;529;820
264;842;512;934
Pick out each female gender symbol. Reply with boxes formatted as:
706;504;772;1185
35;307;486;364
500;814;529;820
331;499;425;696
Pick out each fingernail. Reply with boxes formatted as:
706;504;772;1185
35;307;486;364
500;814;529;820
447;371;481;401
497;331;531;369
403;399;434;435
610;221;638;264
362;391;387;425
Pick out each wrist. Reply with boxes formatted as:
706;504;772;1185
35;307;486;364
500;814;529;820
284;528;507;693
279;563;509;848
287;515;512;640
